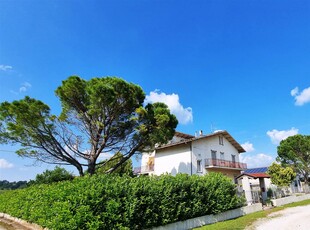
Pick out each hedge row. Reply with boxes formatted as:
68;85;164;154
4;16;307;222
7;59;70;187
0;173;243;229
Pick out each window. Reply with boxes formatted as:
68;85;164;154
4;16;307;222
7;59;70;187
220;152;224;160
197;160;202;172
219;136;224;145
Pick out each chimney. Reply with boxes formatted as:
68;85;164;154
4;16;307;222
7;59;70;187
199;130;203;136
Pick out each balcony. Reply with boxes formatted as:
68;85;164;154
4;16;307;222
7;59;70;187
135;164;154;174
133;167;141;175
205;158;247;170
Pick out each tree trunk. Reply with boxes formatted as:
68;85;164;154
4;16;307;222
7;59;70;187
88;160;96;176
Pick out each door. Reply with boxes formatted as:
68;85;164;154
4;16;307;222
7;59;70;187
231;155;236;168
211;150;217;165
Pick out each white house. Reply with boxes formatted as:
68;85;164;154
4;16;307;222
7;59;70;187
138;130;247;181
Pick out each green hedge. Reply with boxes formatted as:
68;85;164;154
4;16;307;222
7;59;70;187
0;173;243;229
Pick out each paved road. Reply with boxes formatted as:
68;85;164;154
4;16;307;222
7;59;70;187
249;204;310;230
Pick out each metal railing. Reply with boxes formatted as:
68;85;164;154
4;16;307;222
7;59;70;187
205;158;247;170
133;167;141;174
140;164;154;173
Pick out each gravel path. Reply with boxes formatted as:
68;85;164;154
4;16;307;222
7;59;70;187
247;204;310;230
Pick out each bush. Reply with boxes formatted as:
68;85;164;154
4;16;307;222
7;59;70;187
28;166;74;185
0;173;242;229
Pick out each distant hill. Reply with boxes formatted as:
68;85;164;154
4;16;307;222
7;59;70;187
0;180;28;190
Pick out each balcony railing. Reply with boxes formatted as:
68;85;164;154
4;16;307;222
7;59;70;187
205;158;247;170
133;167;141;174
140;164;154;173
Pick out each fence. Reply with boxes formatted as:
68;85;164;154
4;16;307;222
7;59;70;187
237;183;310;205
267;183;310;199
236;187;261;205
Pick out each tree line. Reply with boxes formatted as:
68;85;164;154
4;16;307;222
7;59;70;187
0;180;27;190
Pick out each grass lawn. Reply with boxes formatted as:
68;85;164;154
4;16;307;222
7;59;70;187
194;199;310;230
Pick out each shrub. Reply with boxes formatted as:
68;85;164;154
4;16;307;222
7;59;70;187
0;173;242;229
28;166;74;185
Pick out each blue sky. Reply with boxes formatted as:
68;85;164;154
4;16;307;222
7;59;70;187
1;0;310;181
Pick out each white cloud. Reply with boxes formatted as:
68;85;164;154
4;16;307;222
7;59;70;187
267;128;298;145
291;86;310;106
240;153;274;168
145;90;193;125
241;142;255;152
0;159;14;169
10;82;32;95
0;65;12;71
291;87;299;97
19;82;32;93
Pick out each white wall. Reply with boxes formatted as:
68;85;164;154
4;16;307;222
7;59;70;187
192;136;240;161
247;177;272;189
271;194;310;206
191;135;241;175
141;151;155;168
155;144;191;176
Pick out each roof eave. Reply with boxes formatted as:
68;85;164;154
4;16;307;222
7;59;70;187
156;130;245;153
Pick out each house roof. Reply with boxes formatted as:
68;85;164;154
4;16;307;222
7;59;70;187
244;167;268;174
237;167;270;179
240;173;270;179
174;131;194;139
156;130;246;153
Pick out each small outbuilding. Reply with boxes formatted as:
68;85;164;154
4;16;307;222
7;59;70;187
237;167;271;205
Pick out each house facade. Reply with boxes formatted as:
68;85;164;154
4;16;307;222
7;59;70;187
139;130;247;181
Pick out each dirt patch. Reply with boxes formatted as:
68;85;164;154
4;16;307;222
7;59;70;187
0;221;12;230
0;217;31;230
0;216;41;230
